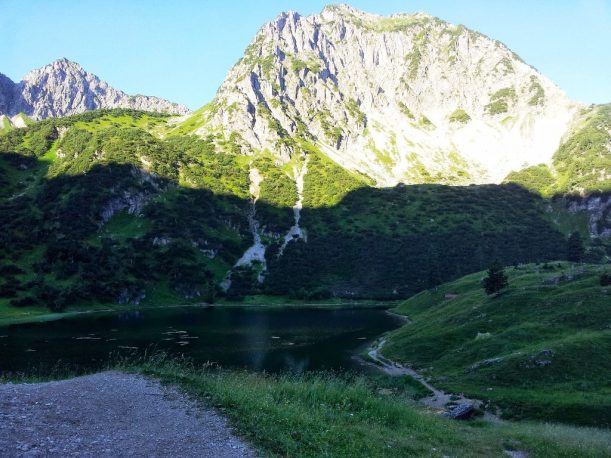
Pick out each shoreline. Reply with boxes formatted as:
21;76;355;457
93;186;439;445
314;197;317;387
0;299;397;327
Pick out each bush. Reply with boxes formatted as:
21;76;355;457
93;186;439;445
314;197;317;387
482;261;509;295
449;108;471;123
567;232;585;262
10;296;38;307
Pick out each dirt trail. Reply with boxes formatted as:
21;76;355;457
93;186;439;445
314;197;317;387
0;371;256;457
368;339;499;420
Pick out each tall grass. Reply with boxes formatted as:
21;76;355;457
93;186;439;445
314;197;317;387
113;353;611;457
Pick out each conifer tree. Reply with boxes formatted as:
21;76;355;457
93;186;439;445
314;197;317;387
483;260;509;295
567;231;584;263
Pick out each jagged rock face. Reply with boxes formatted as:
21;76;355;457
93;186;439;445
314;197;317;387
0;58;190;119
195;4;579;185
567;195;611;238
0;73;16;114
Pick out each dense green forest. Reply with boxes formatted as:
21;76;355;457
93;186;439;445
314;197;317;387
0;109;607;313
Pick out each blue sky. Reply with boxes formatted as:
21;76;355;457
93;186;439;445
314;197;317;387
1;1;609;109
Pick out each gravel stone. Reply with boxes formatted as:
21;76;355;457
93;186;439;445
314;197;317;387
0;371;257;457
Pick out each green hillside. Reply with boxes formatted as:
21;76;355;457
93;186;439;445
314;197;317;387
505;104;611;196
382;262;611;426
0;109;594;317
0;110;251;313
267;180;567;298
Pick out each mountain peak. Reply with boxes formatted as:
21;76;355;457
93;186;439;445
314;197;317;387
49;57;85;71
319;4;436;29
192;4;579;186
1;60;190;119
51;57;79;66
23;58;88;83
321;4;363;15
320;4;385;23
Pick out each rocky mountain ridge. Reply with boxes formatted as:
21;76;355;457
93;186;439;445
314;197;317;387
183;4;581;185
0;58;190;122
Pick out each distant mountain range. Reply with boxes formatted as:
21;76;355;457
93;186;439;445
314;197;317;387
0;58;190;122
1;6;609;192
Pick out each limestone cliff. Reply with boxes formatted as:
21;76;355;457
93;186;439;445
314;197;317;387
182;4;579;185
0;58;189;120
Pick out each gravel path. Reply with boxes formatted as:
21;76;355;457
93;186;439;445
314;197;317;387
0;371;257;457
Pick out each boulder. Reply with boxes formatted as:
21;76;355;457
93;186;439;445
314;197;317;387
449;402;475;419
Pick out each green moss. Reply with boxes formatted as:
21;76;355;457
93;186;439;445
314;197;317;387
169;103;216;136
252;153;297;233
345;98;366;125
418;115;434;129
404;47;422;80
330;6;436;32
493;57;515;75
301;142;367;208
491;87;517;102
257;102;290;140
528;77;546;106
315;110;343;145
290;56;322;74
240;38;276;80
486;100;509;115
485;87;517;115
397;102;415;120
448;108;471;124
367;139;393;171
0;116;13;133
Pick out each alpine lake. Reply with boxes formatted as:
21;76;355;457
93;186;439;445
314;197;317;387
0;306;402;374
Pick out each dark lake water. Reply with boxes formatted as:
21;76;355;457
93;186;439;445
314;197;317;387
0;306;401;374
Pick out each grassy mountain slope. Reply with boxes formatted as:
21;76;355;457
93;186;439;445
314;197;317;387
0;109;589;314
268;179;567;298
0;110;252;312
382;262;611;426
505;104;611;196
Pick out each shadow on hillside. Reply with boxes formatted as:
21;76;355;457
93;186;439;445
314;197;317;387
0;149;580;308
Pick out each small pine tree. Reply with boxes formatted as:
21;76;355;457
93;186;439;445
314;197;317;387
482;260;509;296
567;231;585;263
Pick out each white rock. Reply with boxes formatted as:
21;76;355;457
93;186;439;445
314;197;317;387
186;5;580;185
0;58;190;120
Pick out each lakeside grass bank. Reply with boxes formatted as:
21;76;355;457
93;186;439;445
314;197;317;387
0;296;396;327
118;355;611;457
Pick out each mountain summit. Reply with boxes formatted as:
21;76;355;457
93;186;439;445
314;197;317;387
182;4;579;185
0;58;190;120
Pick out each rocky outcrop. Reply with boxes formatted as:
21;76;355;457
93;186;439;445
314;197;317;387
184;4;579;186
0;73;16;114
449;403;475;419
566;194;611;238
0;58;190;120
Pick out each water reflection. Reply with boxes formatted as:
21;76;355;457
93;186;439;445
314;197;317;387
0;307;401;374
